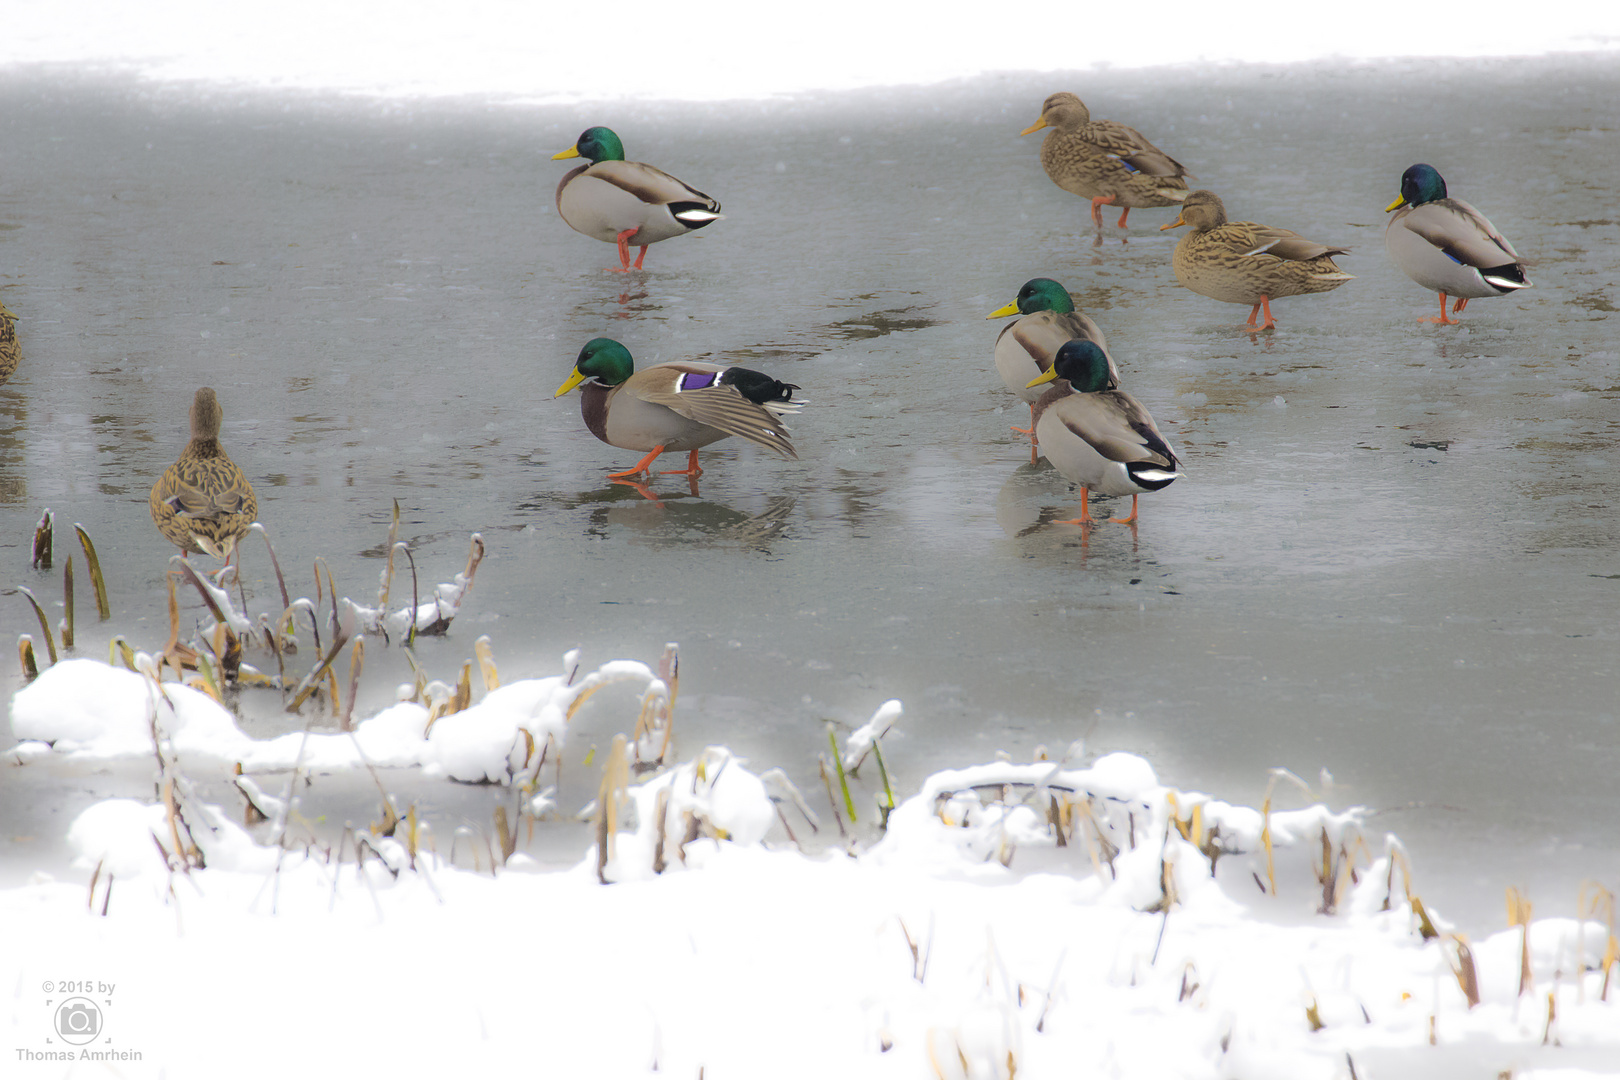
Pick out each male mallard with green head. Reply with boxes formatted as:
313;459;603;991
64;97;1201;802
555;337;801;479
987;278;1119;454
150;387;258;560
1019;93;1193;229
1384;164;1531;325
1161;190;1353;331
1027;340;1182;527
552;126;723;273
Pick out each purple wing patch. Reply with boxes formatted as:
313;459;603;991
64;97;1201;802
677;371;719;391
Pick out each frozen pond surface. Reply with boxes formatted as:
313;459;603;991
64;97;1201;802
1;55;1617;928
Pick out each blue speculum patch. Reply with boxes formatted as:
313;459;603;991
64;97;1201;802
678;371;719;391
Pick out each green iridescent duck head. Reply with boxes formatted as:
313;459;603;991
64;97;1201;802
555;337;635;397
552;126;627;164
1026;340;1112;394
986;278;1075;319
1386;164;1447;212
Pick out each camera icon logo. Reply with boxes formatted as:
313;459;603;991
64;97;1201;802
55;997;102;1046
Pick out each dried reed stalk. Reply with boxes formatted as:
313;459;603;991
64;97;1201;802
73;525;111;619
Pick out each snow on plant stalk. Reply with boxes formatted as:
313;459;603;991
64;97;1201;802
350;533;485;639
842;698;902;773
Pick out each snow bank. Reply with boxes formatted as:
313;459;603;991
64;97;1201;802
7;656;655;782
5;668;1616;1077
3;743;1615;1078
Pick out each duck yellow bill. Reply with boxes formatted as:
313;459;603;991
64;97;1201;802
986;302;1020;319
555;369;587;397
1025;368;1059;389
551;147;581;161
1018;119;1048;136
1159;214;1187;231
1384;195;1407;212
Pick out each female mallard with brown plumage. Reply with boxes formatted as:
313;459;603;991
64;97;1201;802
1161;190;1353;331
1385;164;1531;325
1019;92;1194;229
987;278;1119;458
555;338;801;480
1027;340;1182;527
0;299;20;386
552;126;722;273
150;387;258;560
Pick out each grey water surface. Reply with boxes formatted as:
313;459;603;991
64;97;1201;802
0;56;1616;927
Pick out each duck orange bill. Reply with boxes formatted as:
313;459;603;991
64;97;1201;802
555;369;588;397
1019;119;1048;136
551;147;581;161
1025;368;1060;389
1384;195;1407;212
986;302;1020;319
1159;214;1188;231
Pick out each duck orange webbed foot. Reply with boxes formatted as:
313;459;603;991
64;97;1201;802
1108;494;1141;525
658;450;704;477
607;444;668;480
608;228;646;274
1089;194;1118;229
1420;292;1462;324
1242;296;1278;333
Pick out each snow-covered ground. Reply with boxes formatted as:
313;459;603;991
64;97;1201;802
3;1;1617;101
6;656;1616;1078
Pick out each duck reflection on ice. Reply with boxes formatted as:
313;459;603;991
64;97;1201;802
995;458;1139;551
557;483;797;548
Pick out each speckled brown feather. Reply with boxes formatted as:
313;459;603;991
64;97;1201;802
150;388;258;559
0;301;20;386
1168;190;1353;305
1028;93;1193;210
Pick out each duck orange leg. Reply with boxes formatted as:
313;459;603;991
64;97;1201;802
1422;291;1461;325
1089;194;1117;228
609;228;639;273
607;444;667;478
658;450;703;476
1244;295;1277;332
1453;296;1469;315
1109;494;1140;525
1054;488;1097;527
1010;402;1037;437
1011;404;1040;464
1116;206;1132;228
632;244;649;270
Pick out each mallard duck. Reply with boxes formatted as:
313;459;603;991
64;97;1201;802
1161;190;1353;331
555;337;801;479
1027;340;1182;526
0;299;19;386
1385;164;1531;324
986;278;1119;452
1019;93;1193;229
552;126;722;273
150;388;258;560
